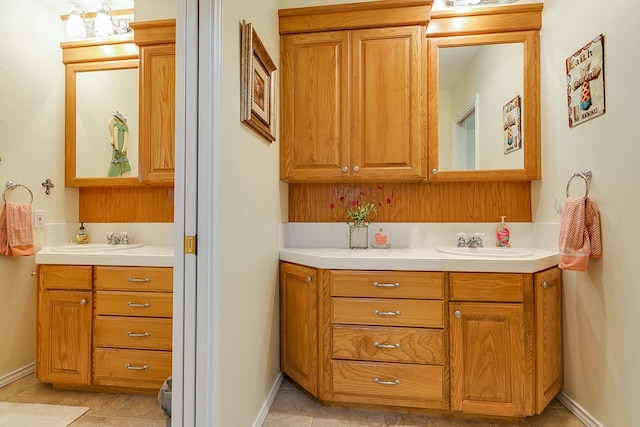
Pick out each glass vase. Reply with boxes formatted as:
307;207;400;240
348;222;369;249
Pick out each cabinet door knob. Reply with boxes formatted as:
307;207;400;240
80;298;87;305
342;166;348;173
432;168;438;175
454;310;462;318
353;165;360;172
306;276;312;283
541;281;548;289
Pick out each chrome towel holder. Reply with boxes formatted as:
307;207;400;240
565;169;592;198
3;181;34;204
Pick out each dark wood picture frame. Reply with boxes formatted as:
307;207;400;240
241;21;277;142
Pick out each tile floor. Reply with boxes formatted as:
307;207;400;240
262;377;587;427
0;374;166;426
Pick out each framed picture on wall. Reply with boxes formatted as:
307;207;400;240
503;95;522;155
240;20;277;142
566;34;605;128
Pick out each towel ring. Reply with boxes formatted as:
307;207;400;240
3;181;34;204
565;169;592;198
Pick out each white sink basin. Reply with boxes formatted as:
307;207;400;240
51;243;143;253
436;246;533;257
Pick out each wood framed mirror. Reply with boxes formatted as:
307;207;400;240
62;37;140;187
426;4;542;181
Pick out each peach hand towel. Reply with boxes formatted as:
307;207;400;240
0;201;34;256
558;197;601;271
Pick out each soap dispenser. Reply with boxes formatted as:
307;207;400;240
75;223;88;244
496;216;510;247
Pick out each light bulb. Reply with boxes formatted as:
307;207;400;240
94;3;114;37
66;7;86;38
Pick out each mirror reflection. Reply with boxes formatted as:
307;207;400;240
75;68;139;178
438;42;524;171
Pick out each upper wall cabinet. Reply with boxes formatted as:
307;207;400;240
426;4;543;181
131;20;176;186
279;0;434;183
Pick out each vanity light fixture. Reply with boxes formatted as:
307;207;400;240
94;3;114;37
66;6;87;39
442;0;519;7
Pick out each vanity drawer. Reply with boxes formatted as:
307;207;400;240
39;265;92;290
94;316;172;350
95;266;173;292
93;347;171;389
332;298;444;328
450;273;525;302
331;271;444;299
331;360;444;403
95;291;173;317
332;325;445;364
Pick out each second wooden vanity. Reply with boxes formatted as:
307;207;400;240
280;253;562;419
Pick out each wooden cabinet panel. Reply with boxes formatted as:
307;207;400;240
280;262;319;395
351;26;425;180
94;316;172;350
37;289;92;386
534;267;563;413
95;266;173;292
449;302;526;416
93;347;171;389
94;291;173;317
39;265;92;290
331;360;444;406
331;270;444;299
280;31;350;181
332;324;445;364
332;298;444;328
450;272;525;302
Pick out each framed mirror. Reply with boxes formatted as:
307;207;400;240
426;5;542;181
62;38;140;187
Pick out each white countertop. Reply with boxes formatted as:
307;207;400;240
36;244;174;267
279;247;559;273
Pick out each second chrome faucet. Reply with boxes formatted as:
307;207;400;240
457;232;484;248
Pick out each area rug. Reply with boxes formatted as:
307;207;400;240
0;402;89;427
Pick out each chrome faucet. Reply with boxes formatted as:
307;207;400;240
457;232;484;248
106;231;129;245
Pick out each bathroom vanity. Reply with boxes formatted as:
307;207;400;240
279;248;562;419
35;245;173;393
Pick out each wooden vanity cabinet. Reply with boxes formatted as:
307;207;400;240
131;19;176;185
280;262;562;419
36;264;173;393
449;268;562;417
37;265;93;386
279;262;320;395
279;2;430;183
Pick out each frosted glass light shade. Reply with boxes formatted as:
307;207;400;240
94;3;114;37
66;8;86;38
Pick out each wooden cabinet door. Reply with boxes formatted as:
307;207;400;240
280;262;318;394
280;31;350;181
534;267;563;413
138;42;175;184
351;26;425;180
37;290;92;386
450;302;526;416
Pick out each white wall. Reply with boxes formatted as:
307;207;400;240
537;0;640;425
219;2;283;426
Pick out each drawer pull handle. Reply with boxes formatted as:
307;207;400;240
373;310;400;316
373;378;400;386
125;363;149;370
127;331;151;337
127;302;151;308
128;277;151;282
373;341;401;349
372;282;400;288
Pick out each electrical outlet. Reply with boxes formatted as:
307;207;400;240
34;210;45;229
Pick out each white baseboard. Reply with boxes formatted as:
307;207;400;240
556;391;604;427
252;371;284;427
0;363;35;388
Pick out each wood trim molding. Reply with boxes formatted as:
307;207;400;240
279;0;434;35
61;36;138;64
130;19;176;45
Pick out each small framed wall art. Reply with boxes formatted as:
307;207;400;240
566;34;605;128
503;95;522;155
240;20;277;142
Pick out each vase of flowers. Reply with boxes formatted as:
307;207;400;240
330;186;391;249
